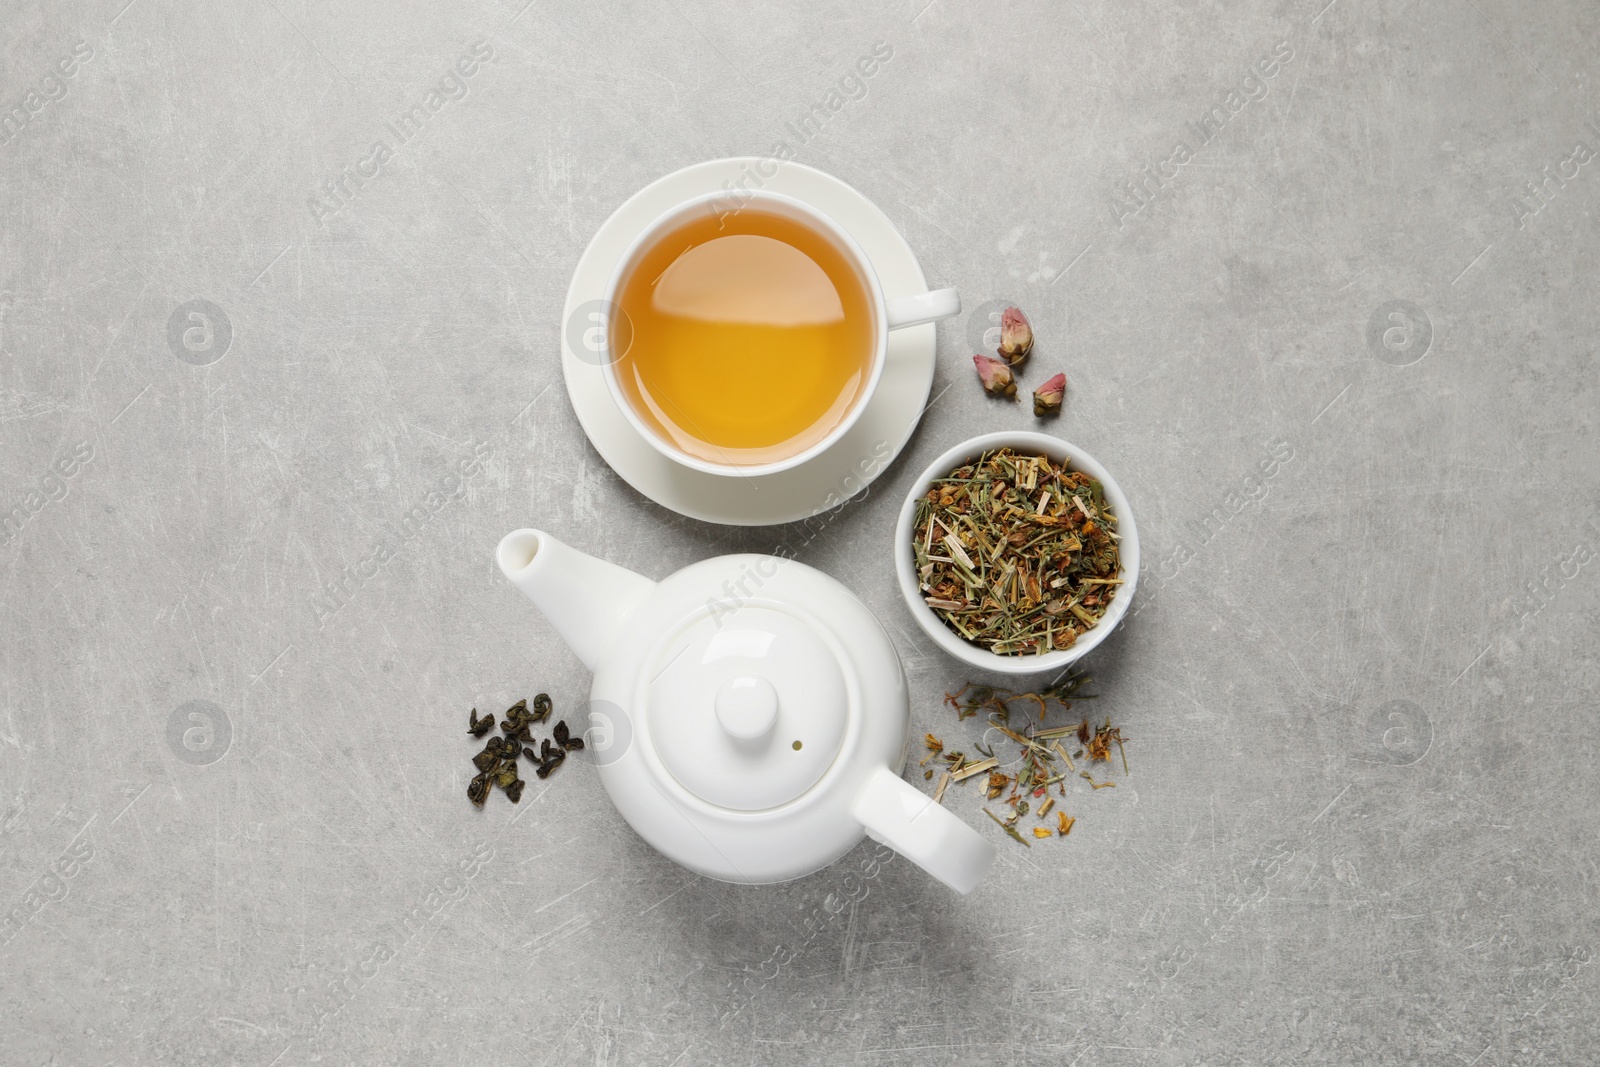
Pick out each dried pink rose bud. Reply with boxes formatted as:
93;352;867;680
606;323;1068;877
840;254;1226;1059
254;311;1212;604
1033;372;1066;416
998;306;1033;365
973;354;1017;399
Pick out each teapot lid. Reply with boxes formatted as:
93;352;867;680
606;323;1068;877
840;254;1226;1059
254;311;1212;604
644;601;849;811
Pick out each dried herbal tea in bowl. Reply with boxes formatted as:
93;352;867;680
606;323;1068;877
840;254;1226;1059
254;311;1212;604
912;447;1122;655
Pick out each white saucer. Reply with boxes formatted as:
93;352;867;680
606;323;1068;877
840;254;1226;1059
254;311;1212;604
559;158;937;526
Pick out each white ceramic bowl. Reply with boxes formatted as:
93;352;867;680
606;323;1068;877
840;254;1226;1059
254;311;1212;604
893;431;1140;676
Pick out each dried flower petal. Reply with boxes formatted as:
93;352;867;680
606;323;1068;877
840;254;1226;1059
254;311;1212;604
998;307;1033;365
973;354;1017;399
1033;372;1066;417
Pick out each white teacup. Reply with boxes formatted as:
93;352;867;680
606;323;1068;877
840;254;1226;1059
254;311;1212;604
599;189;959;478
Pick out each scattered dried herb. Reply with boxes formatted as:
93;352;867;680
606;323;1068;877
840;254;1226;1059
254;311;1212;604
1083;717;1128;773
949;757;998;782
501;699;536;743
937;680;1130;847
464;695;570;806
913;448;1122;656
535;750;565;779
945;672;1095;723
553;719;584;751
984;807;1031;847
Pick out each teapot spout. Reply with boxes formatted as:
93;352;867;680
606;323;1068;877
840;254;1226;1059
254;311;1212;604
495;529;655;673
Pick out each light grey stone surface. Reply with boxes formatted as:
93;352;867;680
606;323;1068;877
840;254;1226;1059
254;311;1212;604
3;0;1598;1063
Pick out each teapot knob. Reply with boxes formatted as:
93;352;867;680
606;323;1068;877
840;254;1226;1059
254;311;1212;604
714;676;778;740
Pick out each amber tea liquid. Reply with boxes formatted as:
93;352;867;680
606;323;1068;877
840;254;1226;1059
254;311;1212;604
612;208;875;467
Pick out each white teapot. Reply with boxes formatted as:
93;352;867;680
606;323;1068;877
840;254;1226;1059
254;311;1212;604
496;529;996;893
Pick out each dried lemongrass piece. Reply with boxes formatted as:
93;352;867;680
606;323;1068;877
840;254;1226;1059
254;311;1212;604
949;757;999;782
984;807;1031;847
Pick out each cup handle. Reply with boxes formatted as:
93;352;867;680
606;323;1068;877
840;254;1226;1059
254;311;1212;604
885;289;961;331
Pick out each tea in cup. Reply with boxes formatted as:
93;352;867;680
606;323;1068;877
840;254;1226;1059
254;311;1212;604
602;190;959;476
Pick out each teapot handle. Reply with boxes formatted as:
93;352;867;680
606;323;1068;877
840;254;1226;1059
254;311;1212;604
852;765;996;894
